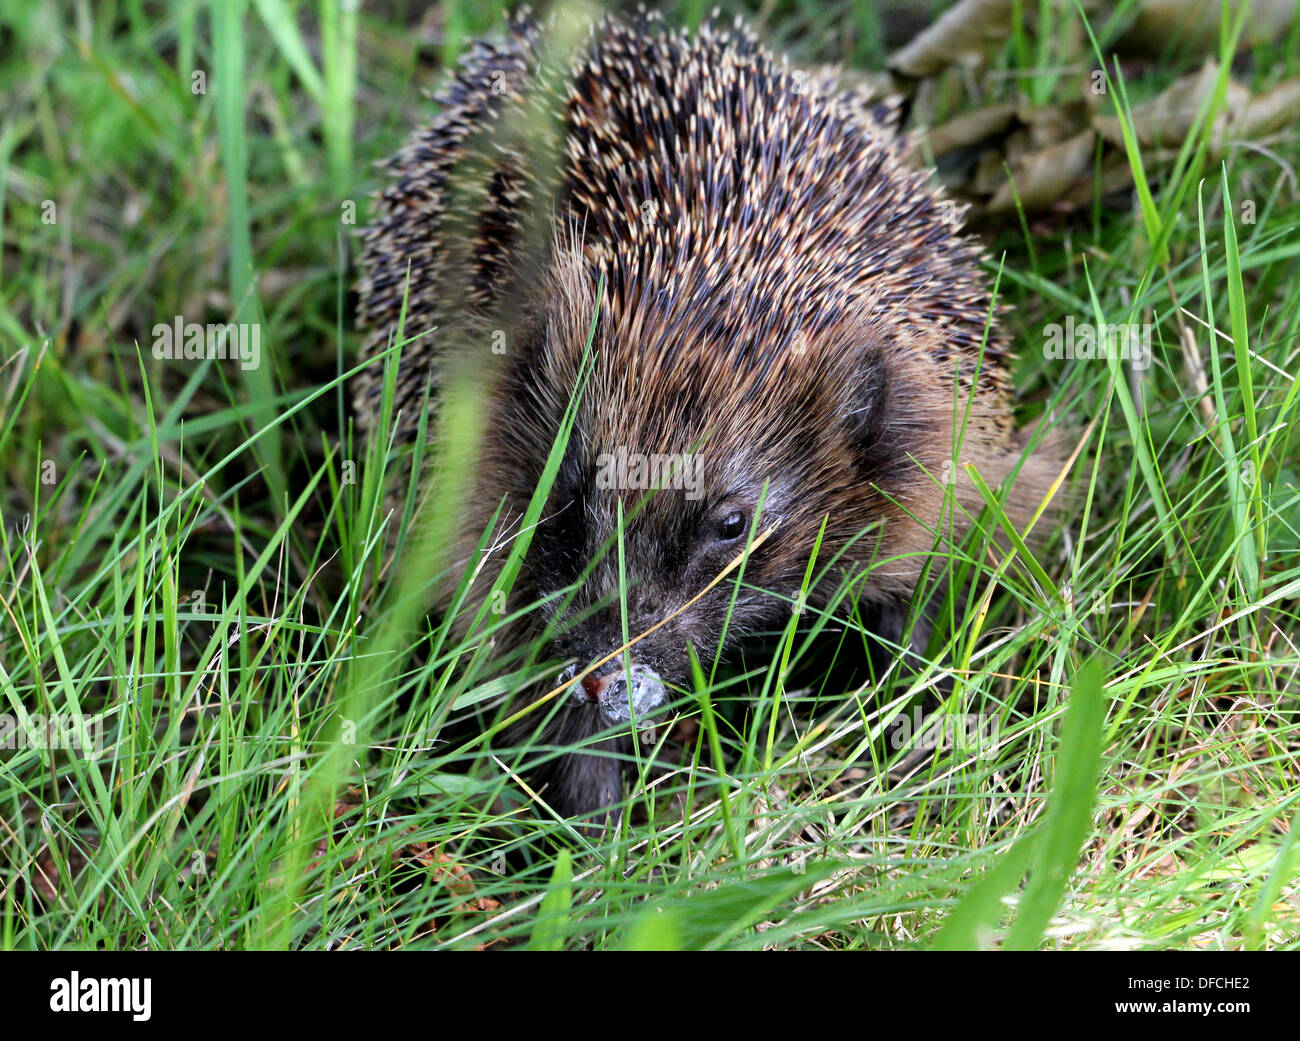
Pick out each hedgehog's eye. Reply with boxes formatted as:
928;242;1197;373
716;510;747;542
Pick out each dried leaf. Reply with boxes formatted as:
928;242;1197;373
1092;60;1251;151
888;0;1014;78
987;129;1099;213
1236;76;1300;139
915;103;1017;159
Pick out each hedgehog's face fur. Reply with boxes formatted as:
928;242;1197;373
533;432;808;702
476;244;976;717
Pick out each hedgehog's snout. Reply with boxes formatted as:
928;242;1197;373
559;661;667;725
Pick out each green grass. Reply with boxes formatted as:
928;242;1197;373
1;0;1298;950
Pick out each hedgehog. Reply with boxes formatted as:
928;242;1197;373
354;8;1061;820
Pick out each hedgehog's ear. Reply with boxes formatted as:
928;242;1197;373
843;350;893;468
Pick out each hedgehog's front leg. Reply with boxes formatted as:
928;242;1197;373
514;703;632;824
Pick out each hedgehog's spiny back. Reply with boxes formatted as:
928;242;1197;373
353;12;540;434
355;10;1013;447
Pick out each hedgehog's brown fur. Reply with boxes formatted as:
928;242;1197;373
355;9;1062;820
